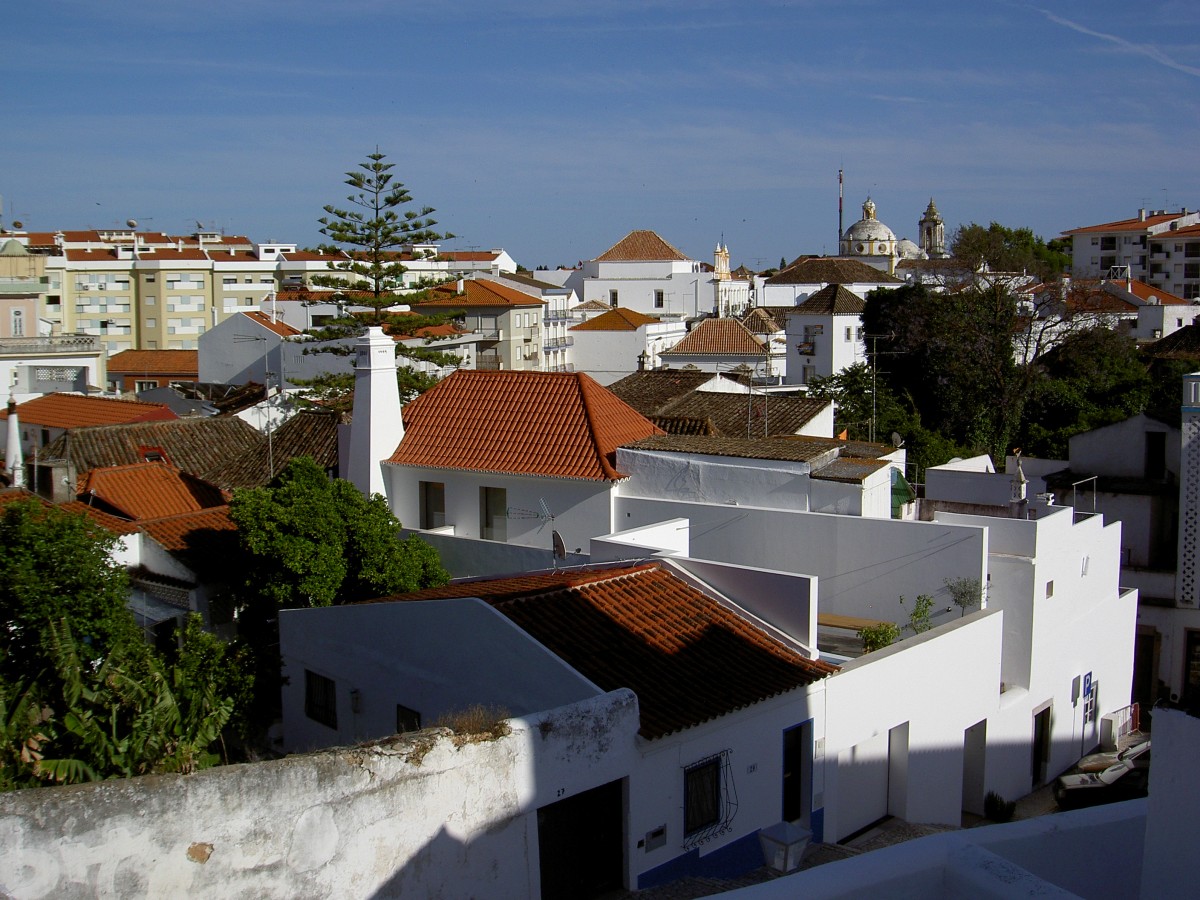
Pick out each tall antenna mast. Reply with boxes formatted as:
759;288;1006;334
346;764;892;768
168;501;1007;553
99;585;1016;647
838;169;844;253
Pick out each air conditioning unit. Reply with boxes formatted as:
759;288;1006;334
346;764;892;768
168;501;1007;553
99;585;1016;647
79;285;91;291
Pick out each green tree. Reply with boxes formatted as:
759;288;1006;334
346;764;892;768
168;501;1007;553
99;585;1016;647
314;150;453;323
857;621;899;653
0;500;144;679
229;456;449;610
1018;328;1151;458
950;222;1071;278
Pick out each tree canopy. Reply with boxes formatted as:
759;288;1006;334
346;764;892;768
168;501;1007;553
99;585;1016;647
950;222;1071;278
314;150;453;322
229;456;449;610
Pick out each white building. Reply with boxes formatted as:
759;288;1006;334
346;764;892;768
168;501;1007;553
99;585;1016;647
758;257;904;308
1063;207;1200;294
783;284;868;387
568;307;687;385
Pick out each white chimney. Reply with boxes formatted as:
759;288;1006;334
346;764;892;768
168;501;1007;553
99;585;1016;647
346;327;403;499
5;397;25;489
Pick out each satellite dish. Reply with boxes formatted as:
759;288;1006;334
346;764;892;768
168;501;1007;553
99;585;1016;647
126;218;138;229
891;431;904;448
552;530;566;560
11;220;22;229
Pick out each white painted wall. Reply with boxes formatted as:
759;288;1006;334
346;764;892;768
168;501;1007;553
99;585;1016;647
0;691;641;900
1141;707;1200;899
280;598;602;752
384;462;615;555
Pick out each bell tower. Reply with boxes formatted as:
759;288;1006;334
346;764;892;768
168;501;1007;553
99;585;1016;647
920;198;947;258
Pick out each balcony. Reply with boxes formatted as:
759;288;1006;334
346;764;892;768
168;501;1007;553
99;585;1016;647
796;341;816;355
543;311;572;325
0;334;101;355
476;356;502;371
543;336;574;351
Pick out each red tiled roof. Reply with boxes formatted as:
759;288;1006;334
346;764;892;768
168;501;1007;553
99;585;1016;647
794;284;867;315
1122;279;1189;305
106;350;199;376
438;251;501;262
1063;212;1190;235
660;318;767;357
0;489;139;536
1;394;177;429
378;563;837;739
570;308;661;332
767;257;903;286
573;299;612;312
387;370;662;481
280;250;345;262
1164;224;1200;238
139;506;236;553
242;310;302;337
414;279;544;309
595;230;690;262
77;462;228;521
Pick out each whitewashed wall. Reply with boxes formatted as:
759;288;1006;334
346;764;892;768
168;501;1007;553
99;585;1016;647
0;692;640;900
613;495;987;625
280;599;601;753
384;463;614;555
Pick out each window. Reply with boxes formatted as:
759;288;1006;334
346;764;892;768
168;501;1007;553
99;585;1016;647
844;326;852;341
684;755;726;837
609;289;619;308
1185;264;1200;280
145;318;156;328
1187;244;1200;259
223;276;236;285
146;274;156;283
1045;580;1054;599
304;670;337;729
1100;237;1116;252
10;309;24;337
654;290;665;309
1091;237;1099;246
419;481;446;529
396;704;421;733
145;295;156;306
480;486;507;541
135;380;157;392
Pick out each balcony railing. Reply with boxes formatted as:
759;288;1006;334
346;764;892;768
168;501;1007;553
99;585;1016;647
543;336;574;351
476;356;502;371
0;334;100;354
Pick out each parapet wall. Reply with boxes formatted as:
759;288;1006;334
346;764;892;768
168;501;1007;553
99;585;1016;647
0;690;639;899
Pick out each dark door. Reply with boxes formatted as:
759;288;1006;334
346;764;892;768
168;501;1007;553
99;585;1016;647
537;779;623;899
1031;706;1052;787
782;722;811;823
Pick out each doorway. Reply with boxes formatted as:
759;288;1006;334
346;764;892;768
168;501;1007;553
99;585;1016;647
537;779;624;899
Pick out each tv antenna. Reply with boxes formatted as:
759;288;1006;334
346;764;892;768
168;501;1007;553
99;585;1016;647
505;498;555;531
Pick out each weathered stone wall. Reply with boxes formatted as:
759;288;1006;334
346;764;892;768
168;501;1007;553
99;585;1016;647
0;690;639;899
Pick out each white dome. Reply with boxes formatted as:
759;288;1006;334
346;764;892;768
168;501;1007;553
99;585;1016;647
897;238;926;260
842;197;895;244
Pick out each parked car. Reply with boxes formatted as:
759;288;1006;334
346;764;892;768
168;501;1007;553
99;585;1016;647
1074;739;1151;774
1054;760;1149;809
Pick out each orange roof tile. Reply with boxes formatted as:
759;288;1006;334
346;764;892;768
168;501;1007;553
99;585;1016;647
2;394;177;429
1122;279;1189;305
595;230;690;262
106;350;199;376
139;506;236;553
378;563;837;739
414;279;544;309
660;318;767;357
77;462;228;521
1063;212;1191;235
387;371;662;481
242;310;302;337
0;488;139;536
570;307;661;332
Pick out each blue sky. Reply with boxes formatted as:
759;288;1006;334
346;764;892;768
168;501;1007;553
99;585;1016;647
3;1;1197;269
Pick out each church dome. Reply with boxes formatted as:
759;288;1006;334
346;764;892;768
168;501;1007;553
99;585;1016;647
841;198;897;257
896;238;926;260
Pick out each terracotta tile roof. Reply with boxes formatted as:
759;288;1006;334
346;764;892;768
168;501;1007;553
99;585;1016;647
0;488;139;536
570;307;661;332
649;415;719;436
810;456;889;483
1164;224;1200;238
414;279;544;309
640;392;830;439
1146;324;1200;359
624;434;843;465
58;500;142;534
280;250;345;262
76;462;227;521
242;311;302;337
741;307;782;334
607;370;746;416
573;299;612;312
438;251;501;262
1121;279;1189;306
41;417;266;490
767;257;903;286
136;249;211;261
1063;212;1191;235
2;394;177;429
795;284;867;315
660;318;767;358
594;230;690;262
387;371;662;481
139;506;236;552
221;408;341;487
106;350;199;377
375;563;837;738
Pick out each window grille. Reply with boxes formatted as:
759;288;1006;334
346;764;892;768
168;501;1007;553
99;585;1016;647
682;749;737;849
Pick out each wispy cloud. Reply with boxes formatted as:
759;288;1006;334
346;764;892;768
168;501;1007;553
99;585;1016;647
1032;6;1200;77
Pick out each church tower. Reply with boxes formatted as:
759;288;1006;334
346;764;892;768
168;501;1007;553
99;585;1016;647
919;198;947;258
347;326;404;499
